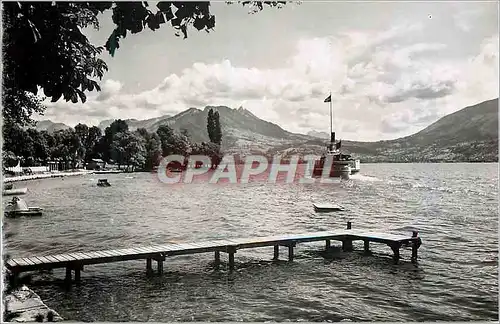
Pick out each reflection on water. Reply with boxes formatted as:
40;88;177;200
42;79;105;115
4;163;498;321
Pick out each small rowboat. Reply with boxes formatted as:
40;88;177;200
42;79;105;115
2;187;28;196
5;207;43;218
97;179;111;187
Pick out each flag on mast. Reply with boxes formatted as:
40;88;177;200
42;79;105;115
324;94;332;103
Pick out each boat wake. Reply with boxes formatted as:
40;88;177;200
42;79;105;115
349;174;381;182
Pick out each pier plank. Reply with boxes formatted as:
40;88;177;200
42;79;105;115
209;239;236;247
190;241;218;248
166;243;193;251
88;251;110;259
20;258;36;266
75;252;96;259
12;258;28;266
42;255;61;264
95;250;116;258
33;256;53;264
83;252;106;259
124;248;148;255
182;243;207;249
147;245;175;252
101;249;125;257
140;245;168;253
66;253;86;260
7;259;18;267
65;252;85;260
119;248;140;255
57;254;78;261
128;247;152;254
25;257;44;265
50;255;70;263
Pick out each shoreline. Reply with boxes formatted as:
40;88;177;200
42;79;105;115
4;285;63;322
3;170;124;183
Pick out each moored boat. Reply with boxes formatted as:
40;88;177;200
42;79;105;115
2;187;28;196
313;203;345;212
4;197;43;218
311;94;360;180
97;179;111;187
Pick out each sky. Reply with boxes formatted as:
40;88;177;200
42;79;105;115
38;1;499;141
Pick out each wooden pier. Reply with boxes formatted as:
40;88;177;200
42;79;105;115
5;222;422;284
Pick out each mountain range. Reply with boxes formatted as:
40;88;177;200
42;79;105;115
35;98;499;162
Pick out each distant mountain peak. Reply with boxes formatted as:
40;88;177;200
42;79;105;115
34;120;71;132
307;130;329;139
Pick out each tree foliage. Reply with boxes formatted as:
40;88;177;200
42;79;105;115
207;108;222;145
2;110;225;170
156;125;191;156
2;1;296;126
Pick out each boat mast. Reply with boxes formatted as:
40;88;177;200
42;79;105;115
329;91;332;137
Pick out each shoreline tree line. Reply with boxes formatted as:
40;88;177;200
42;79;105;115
3;109;223;172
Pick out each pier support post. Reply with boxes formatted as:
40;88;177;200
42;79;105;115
9;271;19;288
214;251;221;267
154;255;166;275
390;243;401;264
65;267;72;282
227;246;237;271
273;245;279;260
325;240;331;250
228;252;235;271
74;265;83;283
156;259;164;275
363;240;370;255
342;239;353;252
287;242;296;262
146;258;153;274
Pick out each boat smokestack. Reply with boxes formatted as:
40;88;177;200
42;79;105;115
330;132;335;143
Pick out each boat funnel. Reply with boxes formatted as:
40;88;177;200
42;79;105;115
330;132;336;143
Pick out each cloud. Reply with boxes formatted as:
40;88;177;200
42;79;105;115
40;22;498;141
95;79;123;101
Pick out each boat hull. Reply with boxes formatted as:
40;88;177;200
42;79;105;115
312;161;351;180
5;208;43;218
313;203;345;212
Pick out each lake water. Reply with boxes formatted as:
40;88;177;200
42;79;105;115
4;163;498;322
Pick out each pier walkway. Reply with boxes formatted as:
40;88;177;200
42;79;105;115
5;222;422;284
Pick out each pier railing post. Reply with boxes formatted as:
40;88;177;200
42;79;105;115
343;221;353;252
411;231;421;264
